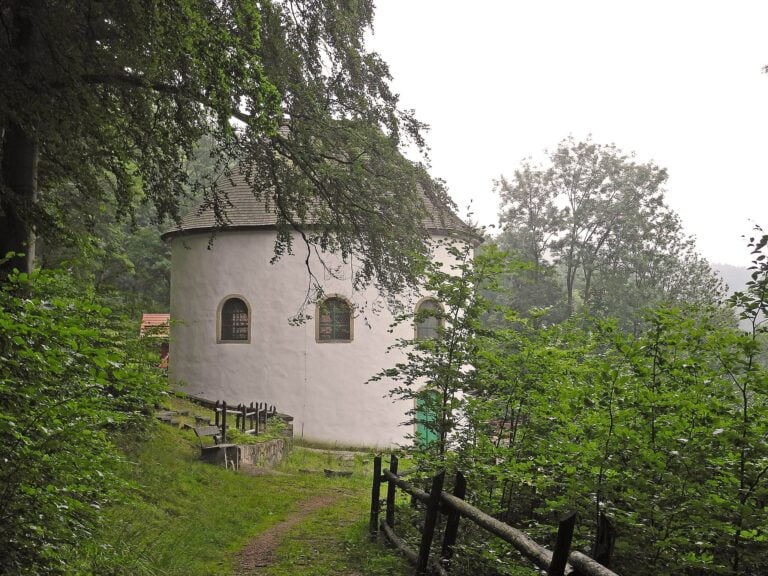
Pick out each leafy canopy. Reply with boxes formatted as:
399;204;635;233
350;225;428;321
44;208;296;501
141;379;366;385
495;136;723;324
387;232;768;575
1;1;445;294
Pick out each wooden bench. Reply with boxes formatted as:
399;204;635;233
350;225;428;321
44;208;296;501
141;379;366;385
194;425;240;469
193;425;222;449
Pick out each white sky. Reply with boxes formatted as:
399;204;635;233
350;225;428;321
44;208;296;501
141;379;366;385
368;0;768;266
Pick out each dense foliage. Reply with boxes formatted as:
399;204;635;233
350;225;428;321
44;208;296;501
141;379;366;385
381;233;768;575
1;0;445;297
494;137;723;326
0;268;165;574
370;242;507;456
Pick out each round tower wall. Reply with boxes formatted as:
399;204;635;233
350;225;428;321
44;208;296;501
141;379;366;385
168;229;463;448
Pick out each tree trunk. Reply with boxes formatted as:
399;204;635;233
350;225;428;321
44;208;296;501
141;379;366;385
583;266;594;305
0;2;42;278
1;121;38;277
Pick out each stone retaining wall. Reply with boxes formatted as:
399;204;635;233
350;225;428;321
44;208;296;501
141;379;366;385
200;439;287;468
238;438;287;468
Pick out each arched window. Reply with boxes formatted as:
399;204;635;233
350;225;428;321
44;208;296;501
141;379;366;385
415;298;442;340
317;297;352;342
220;297;249;342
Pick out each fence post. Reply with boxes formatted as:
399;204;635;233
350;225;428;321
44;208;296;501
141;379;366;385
370;456;382;538
386;454;399;528
416;471;445;576
214;400;220;427
221;401;227;443
548;511;577;576
240;404;247;432
592;512;615;568
441;470;466;568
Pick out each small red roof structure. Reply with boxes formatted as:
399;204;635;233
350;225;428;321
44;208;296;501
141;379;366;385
140;313;170;338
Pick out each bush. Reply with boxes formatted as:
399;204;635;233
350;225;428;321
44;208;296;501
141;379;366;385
0;269;165;574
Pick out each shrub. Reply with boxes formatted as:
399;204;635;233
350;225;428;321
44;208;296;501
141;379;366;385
0;269;165;574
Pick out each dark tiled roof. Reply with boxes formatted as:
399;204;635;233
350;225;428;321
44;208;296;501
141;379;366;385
162;168;477;240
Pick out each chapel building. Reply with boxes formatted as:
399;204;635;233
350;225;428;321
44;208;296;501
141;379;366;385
162;169;475;448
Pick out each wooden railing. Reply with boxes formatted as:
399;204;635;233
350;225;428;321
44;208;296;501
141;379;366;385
213;400;276;442
369;454;620;576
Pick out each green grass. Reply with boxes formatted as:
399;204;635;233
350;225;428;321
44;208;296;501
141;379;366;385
291;436;381;452
84;421;409;575
264;489;410;576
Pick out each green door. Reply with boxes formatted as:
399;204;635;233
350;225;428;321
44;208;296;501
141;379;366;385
415;392;439;446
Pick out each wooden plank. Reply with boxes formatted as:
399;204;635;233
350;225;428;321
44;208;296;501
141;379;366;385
382;469;430;505
438;491;620;576
440;470;466;566
380;518;418;564
378;466;619;576
379;519;448;576
323;469;352;478
221;401;227;443
549;512;577;576
385;455;399;528
369;456;382;537
569;552;619;576
439;490;557;572
194;426;221;437
416;471;445;576
592;512;616;568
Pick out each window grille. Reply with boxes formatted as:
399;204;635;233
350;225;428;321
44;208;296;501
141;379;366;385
318;297;352;341
416;299;441;340
221;298;249;341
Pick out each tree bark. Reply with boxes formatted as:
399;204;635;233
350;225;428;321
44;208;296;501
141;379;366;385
0;1;42;278
1;121;38;276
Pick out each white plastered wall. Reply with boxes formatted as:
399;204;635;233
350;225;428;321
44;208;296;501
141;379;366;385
168;229;463;448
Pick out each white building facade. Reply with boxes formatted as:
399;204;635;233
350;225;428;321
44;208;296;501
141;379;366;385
163;172;474;448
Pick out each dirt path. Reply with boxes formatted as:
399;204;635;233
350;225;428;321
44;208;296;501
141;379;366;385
234;491;342;575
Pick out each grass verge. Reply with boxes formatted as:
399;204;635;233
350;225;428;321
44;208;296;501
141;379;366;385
83;420;409;576
263;487;410;576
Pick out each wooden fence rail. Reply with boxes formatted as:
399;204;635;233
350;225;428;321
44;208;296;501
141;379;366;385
370;455;620;576
212;400;276;442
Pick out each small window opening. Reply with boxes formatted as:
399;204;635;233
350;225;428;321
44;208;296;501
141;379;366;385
415;299;442;340
221;298;249;341
318;297;352;342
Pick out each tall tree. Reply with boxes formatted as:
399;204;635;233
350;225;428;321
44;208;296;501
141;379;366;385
497;162;562;273
495;162;565;323
496;137;723;323
0;1;441;293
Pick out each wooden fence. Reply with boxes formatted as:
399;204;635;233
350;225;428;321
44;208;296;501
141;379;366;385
369;455;619;576
213;400;276;442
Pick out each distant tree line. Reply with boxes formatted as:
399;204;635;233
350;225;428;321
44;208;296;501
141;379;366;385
491;137;724;330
